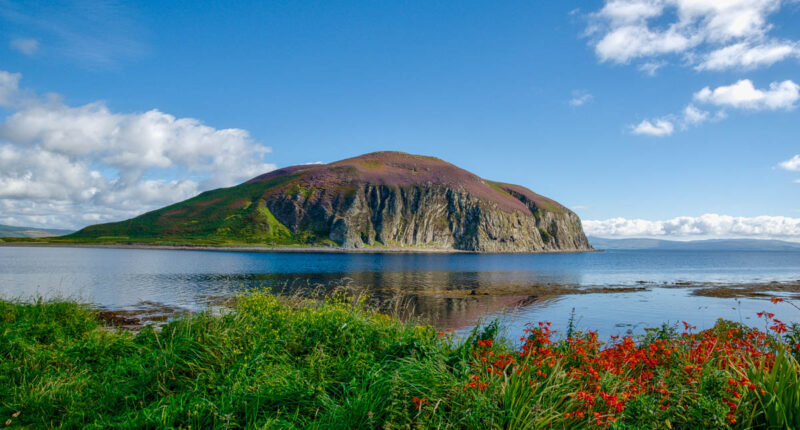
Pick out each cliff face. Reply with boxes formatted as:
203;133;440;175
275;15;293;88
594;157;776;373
265;184;589;252
72;152;592;252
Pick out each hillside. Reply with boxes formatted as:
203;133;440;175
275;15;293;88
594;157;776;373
71;152;592;252
588;236;800;251
0;224;73;238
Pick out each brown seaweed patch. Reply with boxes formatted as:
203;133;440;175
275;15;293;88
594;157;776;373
97;310;140;328
690;281;800;299
96;301;191;330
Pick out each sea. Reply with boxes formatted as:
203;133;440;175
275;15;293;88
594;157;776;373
1;246;799;339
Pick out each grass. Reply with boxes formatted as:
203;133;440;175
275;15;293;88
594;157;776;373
62;173;314;246
1;293;799;429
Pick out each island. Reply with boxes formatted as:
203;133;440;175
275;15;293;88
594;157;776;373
66;151;592;253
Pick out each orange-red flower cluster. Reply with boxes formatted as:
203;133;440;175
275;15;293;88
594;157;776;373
459;305;797;427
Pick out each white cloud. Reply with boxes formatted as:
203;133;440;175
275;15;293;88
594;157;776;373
0;71;22;107
696;41;800;71
682;104;709;125
583;214;800;240
0;198;141;232
630;118;674;136
569;91;594;106
631;80;797;137
1;103;274;187
587;0;799;71
599;0;664;24
779;155;800;171
1;2;146;67
9;37;39;55
638;61;665;75
0;70;276;229
694;79;800;110
677;0;779;42
595;24;694;64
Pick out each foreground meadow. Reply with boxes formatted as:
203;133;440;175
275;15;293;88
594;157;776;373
1;293;799;429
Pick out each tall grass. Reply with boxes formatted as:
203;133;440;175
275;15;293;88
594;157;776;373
1;293;799;429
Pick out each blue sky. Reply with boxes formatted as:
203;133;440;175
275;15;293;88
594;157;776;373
1;0;799;239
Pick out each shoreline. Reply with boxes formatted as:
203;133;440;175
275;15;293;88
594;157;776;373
0;241;600;255
9;278;800;332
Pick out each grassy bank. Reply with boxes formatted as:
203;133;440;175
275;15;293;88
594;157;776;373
1;293;799;429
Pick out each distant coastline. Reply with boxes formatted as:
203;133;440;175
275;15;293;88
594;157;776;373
588;236;800;251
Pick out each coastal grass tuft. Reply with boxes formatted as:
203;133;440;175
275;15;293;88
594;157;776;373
1;293;799;429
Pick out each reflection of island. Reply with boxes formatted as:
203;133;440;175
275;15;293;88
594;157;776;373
95;270;647;331
401;293;557;330
208;271;573;330
213;270;584;294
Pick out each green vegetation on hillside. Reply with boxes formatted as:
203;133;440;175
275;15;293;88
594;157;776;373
2;293;799;428
66;174;322;246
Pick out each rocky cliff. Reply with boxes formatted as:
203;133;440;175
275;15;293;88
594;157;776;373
72;152;592;252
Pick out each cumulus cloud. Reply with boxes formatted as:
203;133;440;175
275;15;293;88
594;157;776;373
583;214;800;240
9;37;39;55
569;91;594;107
779;155;800;171
0;70;276;229
696;41;800;71
587;0;799;72
0;71;22;107
682;104;709;125
594;23;693;64
694;79;800;110
630;118;674;136
630;79;795;137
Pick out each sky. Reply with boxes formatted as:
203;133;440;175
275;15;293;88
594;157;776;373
0;0;799;241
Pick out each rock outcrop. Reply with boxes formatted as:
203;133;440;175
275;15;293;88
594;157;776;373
72;152;593;252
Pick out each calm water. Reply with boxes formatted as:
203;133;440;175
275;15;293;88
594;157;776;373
1;246;799;337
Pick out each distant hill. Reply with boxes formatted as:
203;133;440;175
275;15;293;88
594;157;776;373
0;224;73;238
588;236;800;251
69;151;592;252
